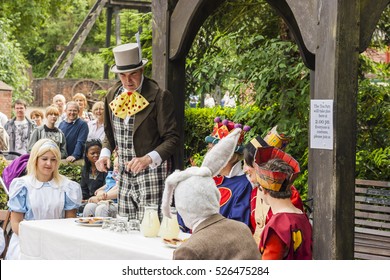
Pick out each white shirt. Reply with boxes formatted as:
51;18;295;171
0;112;8;127
87;119;105;141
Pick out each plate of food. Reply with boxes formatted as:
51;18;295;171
162;238;187;249
75;217;103;227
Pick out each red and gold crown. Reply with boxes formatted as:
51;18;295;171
263;126;290;150
253;146;300;192
205;117;251;153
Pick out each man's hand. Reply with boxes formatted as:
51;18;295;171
96;156;111;172
66;155;76;163
126;155;152;174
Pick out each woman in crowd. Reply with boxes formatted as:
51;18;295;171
28;106;67;159
6;138;82;259
80;139;107;204
52;94;67;126
87;101;105;141
73;93;94;122
83;156;118;218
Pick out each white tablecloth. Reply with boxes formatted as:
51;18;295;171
19;218;186;260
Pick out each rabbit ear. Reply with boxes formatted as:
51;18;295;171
162;179;175;218
162;167;212;217
201;128;242;176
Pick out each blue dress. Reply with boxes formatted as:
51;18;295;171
6;175;82;259
178;162;252;232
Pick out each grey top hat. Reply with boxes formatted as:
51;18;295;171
110;43;148;73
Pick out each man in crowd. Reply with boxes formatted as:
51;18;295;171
59;101;88;162
96;42;179;221
4;100;35;156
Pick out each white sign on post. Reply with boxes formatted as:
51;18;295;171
310;99;333;150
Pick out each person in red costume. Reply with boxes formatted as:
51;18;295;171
253;146;312;259
243;126;305;246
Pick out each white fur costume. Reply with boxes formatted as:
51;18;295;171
162;128;241;229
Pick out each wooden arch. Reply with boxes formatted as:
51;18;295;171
151;0;389;259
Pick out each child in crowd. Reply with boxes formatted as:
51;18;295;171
253;146;312;260
28;106;67;159
83;156;119;218
30;110;44;127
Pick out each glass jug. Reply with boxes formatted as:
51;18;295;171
158;207;180;240
140;204;160;237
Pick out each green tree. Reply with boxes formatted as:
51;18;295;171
0;19;32;102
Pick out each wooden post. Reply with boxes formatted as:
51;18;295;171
104;7;113;79
152;0;184;170
310;0;360;259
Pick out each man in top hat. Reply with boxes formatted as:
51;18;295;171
243;126;305;246
253;146;312;259
96;42;179;221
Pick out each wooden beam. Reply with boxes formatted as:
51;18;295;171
169;0;224;60
152;0;185;170
265;0;316;70
309;0;360;259
104;7;113;79
106;0;151;12
359;0;390;52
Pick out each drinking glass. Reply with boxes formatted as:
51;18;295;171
115;215;129;233
128;219;140;232
102;217;113;230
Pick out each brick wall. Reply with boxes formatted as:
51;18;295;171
31;78;117;107
0;81;13;118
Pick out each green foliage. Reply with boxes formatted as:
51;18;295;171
66;53;106;79
184;106;260;166
59;163;82;183
29;0;106;78
356;147;390;181
187;0;280;103
0;156;9;209
0;19;33;103
186;0;310;192
0;0;65;52
355;56;389;181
